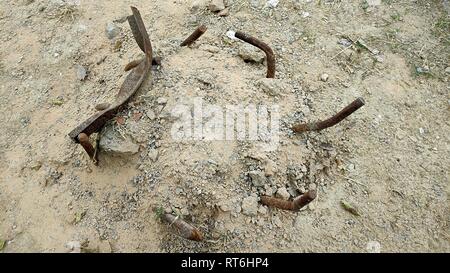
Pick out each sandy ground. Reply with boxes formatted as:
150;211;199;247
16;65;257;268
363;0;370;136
0;0;449;253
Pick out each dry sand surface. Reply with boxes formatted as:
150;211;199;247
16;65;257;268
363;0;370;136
0;0;449;252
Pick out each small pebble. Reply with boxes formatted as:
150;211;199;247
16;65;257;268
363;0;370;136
105;22;120;40
320;73;329;82
209;0;225;12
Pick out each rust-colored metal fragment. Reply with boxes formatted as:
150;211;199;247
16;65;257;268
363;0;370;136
124;57;162;71
180;25;207;46
235;31;275;78
68;6;153;162
161;213;203;242
77;133;96;163
292;98;365;133
260;190;317;211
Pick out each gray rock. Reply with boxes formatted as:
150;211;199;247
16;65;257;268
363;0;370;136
146;109;156;120
76;65;87;81
320;73;329;82
445;67;450;74
105;22;120;40
218;8;229;16
257;78;289;96
148;148;159;162
99;127;139;155
209;0;225;12
248;170;266;187
241;196;258;216
276;187;290;200
157;97;168;105
258;205;267;215
65;241;81;253
238;44;265;63
264;159;276;177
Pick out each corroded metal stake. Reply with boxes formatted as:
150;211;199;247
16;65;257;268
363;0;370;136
162;213;203;242
180;25;208;46
260;190;317;211
68;6;153;163
77;133;96;162
292;98;365;133
235;31;275;78
124;56;162;71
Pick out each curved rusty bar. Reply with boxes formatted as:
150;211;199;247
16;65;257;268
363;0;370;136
235;31;275;78
260;190;317;211
162;213;203;242
292;98;365;133
180;25;207;47
68;7;153;161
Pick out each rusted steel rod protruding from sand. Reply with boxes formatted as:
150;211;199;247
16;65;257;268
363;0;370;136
292;98;365;133
124;56;162;71
180;25;207;46
260;190;317;211
77;133;96;162
235;31;275;78
161;213;203;242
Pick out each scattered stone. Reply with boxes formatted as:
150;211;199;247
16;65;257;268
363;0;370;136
105;22;120;39
264;159;276;177
218;8;229;16
76;65;87;81
241;196;259;216
248;170;266;187
148;148;159;162
302;11;310;18
338;38;353;47
445;67;450;74
276;187;290;200
157;97;168;105
419;127;425;135
238;44;265;63
266;0;279;8
257;78;289;96
416;66;430;74
209;0;225;12
146;109;156;120
347;163;355;172
99;126;139;156
66;241;81;253
258;205;267;215
180;208;190;216
320;73;329;82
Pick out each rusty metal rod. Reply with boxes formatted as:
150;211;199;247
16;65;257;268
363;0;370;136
180;25;207;47
292;98;365;133
124;56;162;71
161;213;203;242
260;190;317;211
77;133;96;161
235;31;275;78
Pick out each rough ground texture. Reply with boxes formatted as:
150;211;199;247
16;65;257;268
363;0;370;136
0;0;449;253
